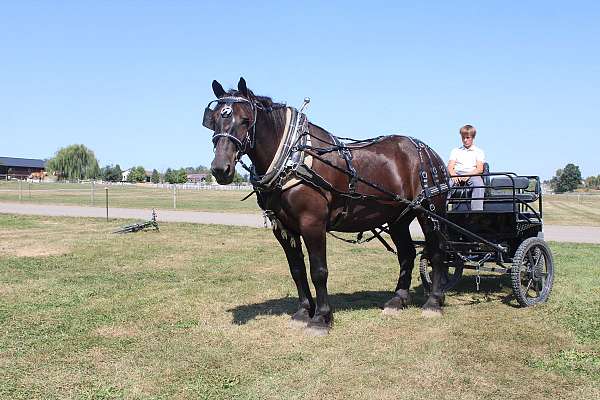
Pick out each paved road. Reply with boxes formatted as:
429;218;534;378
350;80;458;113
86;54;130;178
1;202;599;244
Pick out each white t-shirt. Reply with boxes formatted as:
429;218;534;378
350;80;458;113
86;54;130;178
449;145;485;174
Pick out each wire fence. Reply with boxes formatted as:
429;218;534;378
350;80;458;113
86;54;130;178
0;179;257;212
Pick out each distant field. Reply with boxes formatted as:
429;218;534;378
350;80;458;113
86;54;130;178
0;214;598;399
1;181;599;225
0;181;260;213
541;194;600;226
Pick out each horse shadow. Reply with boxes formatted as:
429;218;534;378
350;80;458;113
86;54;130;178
228;276;518;325
228;290;393;325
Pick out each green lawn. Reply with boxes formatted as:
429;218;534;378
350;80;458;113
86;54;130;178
1;214;598;399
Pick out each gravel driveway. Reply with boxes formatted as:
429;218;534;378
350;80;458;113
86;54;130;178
1;202;599;244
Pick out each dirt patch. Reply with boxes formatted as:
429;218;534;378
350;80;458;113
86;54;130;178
0;242;70;257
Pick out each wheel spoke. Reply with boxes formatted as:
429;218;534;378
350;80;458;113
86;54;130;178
527;251;536;268
533;250;543;269
525;278;533;296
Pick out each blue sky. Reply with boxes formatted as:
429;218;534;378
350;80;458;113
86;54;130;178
1;1;598;180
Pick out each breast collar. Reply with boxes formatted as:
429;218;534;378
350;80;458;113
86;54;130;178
250;107;310;191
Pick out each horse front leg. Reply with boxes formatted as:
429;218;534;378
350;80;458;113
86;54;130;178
418;215;446;316
273;229;315;328
383;221;416;314
300;223;332;335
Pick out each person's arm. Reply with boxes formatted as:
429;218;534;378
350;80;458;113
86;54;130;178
475;160;484;175
448;159;462;183
474;148;485;175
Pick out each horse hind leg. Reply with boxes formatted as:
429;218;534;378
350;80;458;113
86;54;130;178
273;229;315;328
383;221;416;315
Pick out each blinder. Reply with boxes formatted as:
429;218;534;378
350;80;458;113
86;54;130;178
202;96;259;154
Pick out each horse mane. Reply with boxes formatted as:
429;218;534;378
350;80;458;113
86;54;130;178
226;89;287;132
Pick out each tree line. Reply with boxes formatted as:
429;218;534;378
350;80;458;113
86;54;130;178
46;144;248;184
45;145;597;192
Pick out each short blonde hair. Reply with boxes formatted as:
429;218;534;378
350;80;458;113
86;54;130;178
459;124;477;137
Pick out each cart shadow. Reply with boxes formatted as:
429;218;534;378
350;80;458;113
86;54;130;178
436;274;519;307
228;290;393;325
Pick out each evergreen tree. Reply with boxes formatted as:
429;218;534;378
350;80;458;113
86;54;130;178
101;164;123;182
113;164;123;181
164;168;175;184
176;168;188;184
151;169;160;183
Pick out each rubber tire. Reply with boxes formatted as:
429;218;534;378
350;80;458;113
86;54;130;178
511;237;554;307
419;255;463;293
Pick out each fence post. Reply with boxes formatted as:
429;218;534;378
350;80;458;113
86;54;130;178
173;185;177;209
105;187;109;221
19;180;22;201
91;181;95;205
28;182;31;200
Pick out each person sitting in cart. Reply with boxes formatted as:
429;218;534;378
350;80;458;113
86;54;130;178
448;124;485;211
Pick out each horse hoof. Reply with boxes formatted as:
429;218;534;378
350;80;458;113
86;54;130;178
382;295;409;314
421;308;443;318
289;309;311;329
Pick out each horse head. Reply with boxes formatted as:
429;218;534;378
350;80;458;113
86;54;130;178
204;77;257;184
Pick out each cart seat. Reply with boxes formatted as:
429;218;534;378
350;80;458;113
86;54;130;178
483;176;538;211
448;163;489;211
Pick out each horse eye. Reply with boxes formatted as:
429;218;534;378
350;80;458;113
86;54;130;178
241;117;250;125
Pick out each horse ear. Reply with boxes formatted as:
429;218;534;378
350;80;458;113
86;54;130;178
212;80;226;98
238;77;249;97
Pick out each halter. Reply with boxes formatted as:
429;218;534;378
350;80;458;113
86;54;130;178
203;96;259;156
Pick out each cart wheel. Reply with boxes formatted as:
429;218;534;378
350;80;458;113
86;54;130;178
419;256;463;293
510;237;554;306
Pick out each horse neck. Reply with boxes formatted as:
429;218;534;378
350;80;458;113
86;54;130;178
247;108;286;175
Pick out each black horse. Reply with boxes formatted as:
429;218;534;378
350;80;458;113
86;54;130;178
206;78;449;335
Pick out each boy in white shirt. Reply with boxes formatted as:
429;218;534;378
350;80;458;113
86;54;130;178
448;124;485;211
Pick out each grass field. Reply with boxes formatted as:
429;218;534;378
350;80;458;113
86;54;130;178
1;214;598;399
0;181;258;213
1;181;600;226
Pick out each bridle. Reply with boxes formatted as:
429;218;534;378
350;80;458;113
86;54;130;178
203;96;259;157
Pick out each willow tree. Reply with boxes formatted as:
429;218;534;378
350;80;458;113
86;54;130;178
47;144;100;181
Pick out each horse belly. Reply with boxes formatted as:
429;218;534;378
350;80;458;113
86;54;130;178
328;199;408;233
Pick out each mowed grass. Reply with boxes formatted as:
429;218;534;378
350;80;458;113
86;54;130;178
1;214;598;399
541;194;600;226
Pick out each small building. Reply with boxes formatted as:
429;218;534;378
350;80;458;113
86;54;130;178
0;157;45;180
187;173;207;183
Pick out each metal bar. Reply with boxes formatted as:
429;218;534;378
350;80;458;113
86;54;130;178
304;149;507;253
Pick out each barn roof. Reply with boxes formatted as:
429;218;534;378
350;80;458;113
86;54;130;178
0;157;46;169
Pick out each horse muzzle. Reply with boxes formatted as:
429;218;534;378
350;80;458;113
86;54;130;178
210;160;235;184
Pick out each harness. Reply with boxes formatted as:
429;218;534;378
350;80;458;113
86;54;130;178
204;95;501;255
